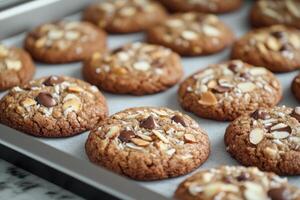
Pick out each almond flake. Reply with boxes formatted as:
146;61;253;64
137;133;152;141
237;82;256;93
153;130;169;143
63;99;81;113
22;98;36;107
106;126;120;139
133;61;150;71
131;138;150;147
188;184;203;196
249;128;264;145
166;19;184;28
65;31;80;40
249;67;267;76
244;182;267;200
271;131;290;139
67;86;84;93
202;24;220;37
181;30;198;41
184;134;197;143
286;0;300;18
5;59;22;71
126;142;143;150
48;30;64;40
198;91;218;106
120;6;136;16
166;148;176;156
266;37;280;51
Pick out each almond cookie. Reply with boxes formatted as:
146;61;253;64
24;21;106;63
292;74;300;101
178;60;282;121
82;0;167;33
147;13;234;56
82;42;183;95
0;76;108;137
160;0;242;14
175;165;300;200
85;107;210;180
0;45;35;91
225;106;300;175
250;0;300;29
231;25;300;73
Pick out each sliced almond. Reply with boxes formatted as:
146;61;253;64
48;29;64;40
286;0;300;18
249;128;264;145
166;19;184;28
137;133;152;141
153;130;169;143
166;148;176;156
181;30;198;41
131;138;150;147
156;141;168;151
119;6;136;16
237;82;256;93
21;98;37;107
271;131;290;139
106;126;120;139
266;37;280;51
202;24;220;37
65;31;80;40
249;67;267;76
67;86;84;93
244;182;267;200
5;59;22;71
207;80;217;88
0;45;8;57
62;99;81;112
198;91;218;106
203;183;239;198
133;61;150;71
256;43;268;55
184;134;197;143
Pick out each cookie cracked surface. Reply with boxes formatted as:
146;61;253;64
175;165;300;200
178;60;282;121
83;42;183;95
160;0;242;14
0;45;35;91
225;106;300;175
250;0;300;29
147;12;234;56
231;25;300;72
24;21;107;63
85;107;210;180
0;76;108;137
82;0;167;33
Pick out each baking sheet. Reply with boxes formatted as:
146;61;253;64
1;1;299;198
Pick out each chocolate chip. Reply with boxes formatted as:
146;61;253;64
43;76;63;86
268;187;291;200
240;72;251;80
290;107;300;122
251;109;270;120
212;85;231;93
171;115;187;127
112;47;124;54
280;44;293;52
118;130;135;143
236;172;249;182
271;31;286;39
36;92;56;107
228;63;239;73
140;116;156;129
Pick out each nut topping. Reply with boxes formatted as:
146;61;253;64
251;110;270;120
43;76;64;86
171;115;187;127
118;130;135;143
290;107;300;122
140;116;156;129
153;130;169;143
267;187;290;200
270;123;292;133
36;92;56;107
249;128;264;145
131;138;150;147
184;134;197;143
198;91;218;106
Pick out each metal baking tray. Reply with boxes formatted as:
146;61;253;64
0;0;299;199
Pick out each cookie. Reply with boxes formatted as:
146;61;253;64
0;76;108;137
250;0;300;29
175;165;300;200
147;13;234;56
82;42;183;95
0;45;35;91
292;74;300;101
160;0;242;14
24;21;107;63
225;106;300;175
85;107;210;180
82;0;167;33
231;25;300;73
178;60;282;121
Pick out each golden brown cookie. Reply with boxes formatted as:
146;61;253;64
0;45;35;91
160;0;243;14
0;76;108;137
175;165;300;200
250;0;300;29
225;106;300;175
292;74;300;102
147;13;234;56
85;107;210;180
82;0;167;33
231;25;300;73
24;21;107;63
178;60;282;121
82;42;183;95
